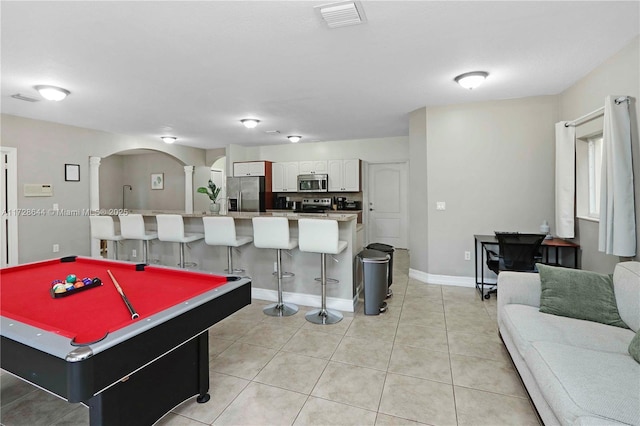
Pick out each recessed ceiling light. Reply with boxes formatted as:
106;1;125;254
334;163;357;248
34;85;70;101
161;136;177;144
241;119;260;129
454;71;489;90
288;136;302;143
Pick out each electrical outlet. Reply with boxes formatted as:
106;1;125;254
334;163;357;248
132;249;137;258
464;251;471;260
53;244;60;253
436;201;446;211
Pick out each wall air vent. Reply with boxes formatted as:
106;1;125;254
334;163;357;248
316;1;367;28
11;93;40;102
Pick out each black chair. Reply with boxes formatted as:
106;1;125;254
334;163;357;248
484;233;546;299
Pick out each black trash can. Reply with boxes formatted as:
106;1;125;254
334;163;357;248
367;243;394;297
357;249;389;315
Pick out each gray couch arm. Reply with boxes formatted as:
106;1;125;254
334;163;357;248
497;272;541;328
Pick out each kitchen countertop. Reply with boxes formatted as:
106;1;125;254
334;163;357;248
124;210;358;222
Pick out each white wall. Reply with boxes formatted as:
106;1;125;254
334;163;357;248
559;36;640;272
227;136;409;165
0;114;207;263
424;96;558;278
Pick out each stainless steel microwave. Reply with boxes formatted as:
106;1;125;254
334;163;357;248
297;174;328;193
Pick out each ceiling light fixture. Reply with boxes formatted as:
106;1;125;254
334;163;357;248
287;136;302;143
454;71;489;90
161;136;177;144
241;119;260;129
34;85;70;101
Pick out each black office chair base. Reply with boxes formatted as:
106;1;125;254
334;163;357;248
305;308;343;325
484;286;497;299
263;302;298;317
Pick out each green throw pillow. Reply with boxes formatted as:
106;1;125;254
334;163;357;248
538;264;628;328
630;330;640;364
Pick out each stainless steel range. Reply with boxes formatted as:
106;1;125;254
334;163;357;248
299;198;332;213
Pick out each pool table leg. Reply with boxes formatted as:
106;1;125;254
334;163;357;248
196;332;210;403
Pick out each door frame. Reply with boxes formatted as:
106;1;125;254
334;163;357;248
1;146;19;265
364;161;409;248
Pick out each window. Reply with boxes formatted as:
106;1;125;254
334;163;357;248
576;133;603;221
587;136;603;218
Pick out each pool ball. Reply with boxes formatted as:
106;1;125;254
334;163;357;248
66;274;77;284
91;277;102;286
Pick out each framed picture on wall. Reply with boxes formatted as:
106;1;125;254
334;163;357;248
151;173;164;190
65;164;80;182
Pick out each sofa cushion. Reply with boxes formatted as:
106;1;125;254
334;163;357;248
525;341;640;426
613;261;640;332
501;304;634;359
630;329;640;364
538;264;628;328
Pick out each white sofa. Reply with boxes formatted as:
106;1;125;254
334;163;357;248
497;261;640;426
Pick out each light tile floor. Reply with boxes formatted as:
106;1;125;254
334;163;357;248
1;250;541;425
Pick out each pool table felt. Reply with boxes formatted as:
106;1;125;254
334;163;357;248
1;258;228;344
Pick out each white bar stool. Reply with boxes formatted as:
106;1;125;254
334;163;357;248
89;216;124;260
252;217;298;317
298;218;347;325
156;214;204;268
203;216;252;274
118;214;158;264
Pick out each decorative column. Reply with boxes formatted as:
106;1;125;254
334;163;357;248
89;156;101;258
184;166;194;214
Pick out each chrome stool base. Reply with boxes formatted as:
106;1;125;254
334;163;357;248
314;277;338;284
273;271;295;278
264;302;299;317
305;308;343;325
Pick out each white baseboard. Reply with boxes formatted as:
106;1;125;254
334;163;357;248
408;268;496;287
251;287;355;312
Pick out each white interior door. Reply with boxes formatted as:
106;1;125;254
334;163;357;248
367;162;408;248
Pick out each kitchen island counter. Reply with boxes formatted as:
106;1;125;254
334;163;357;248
125;210;357;222
102;210;360;312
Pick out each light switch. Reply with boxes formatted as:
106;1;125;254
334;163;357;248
436;202;446;211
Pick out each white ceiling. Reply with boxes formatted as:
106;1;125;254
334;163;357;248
2;1;638;150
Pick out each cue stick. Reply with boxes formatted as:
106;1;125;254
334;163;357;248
107;269;140;319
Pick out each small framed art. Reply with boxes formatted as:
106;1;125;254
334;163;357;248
65;164;80;182
151;173;164;190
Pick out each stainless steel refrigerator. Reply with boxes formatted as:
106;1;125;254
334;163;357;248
226;176;269;212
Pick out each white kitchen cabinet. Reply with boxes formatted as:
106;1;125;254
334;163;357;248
328;159;360;192
233;161;267;177
272;162;299;192
299;160;328;175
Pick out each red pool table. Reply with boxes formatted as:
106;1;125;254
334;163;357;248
0;256;251;426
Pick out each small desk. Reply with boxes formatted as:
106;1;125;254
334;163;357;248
474;235;580;299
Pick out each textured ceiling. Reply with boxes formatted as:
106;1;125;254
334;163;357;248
1;1;638;149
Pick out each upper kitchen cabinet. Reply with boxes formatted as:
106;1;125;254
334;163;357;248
272;162;299;192
233;161;271;177
299;160;328;175
328;159;361;192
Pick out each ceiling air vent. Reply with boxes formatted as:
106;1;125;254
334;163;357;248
11;93;40;102
316;1;367;28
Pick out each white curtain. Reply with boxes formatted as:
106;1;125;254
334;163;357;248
599;96;636;256
555;122;576;238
